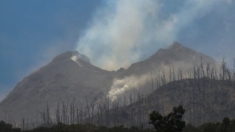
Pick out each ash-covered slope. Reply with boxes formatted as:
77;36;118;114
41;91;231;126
0;51;114;121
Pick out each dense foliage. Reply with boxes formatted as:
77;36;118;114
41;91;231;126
0;121;21;132
149;105;185;132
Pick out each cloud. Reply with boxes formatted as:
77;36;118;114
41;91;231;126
76;0;225;71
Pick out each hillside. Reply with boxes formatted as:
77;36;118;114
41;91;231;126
93;78;235;127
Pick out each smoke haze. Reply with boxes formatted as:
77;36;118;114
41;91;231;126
76;0;226;71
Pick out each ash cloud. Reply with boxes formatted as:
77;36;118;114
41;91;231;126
76;0;225;71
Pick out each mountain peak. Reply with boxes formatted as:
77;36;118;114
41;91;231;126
149;42;184;59
52;51;79;62
52;51;90;63
168;41;184;50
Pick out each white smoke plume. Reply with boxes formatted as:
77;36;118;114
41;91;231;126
108;75;151;101
76;0;225;71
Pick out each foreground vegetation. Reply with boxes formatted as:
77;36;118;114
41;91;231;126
2;106;235;132
183;117;235;132
2;120;235;132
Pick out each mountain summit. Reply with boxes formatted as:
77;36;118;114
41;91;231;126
122;42;215;77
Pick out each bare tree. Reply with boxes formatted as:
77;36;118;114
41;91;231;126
178;68;183;80
96;99;103;125
151;72;154;91
187;69;191;79
200;57;205;77
45;103;52;126
69;99;76;124
210;67;214;79
161;71;166;85
39;103;52;126
61;101;68;124
226;69;232;81
233;58;235;83
172;64;175;82
169;66;172;82
85;97;91;123
206;62;211;78
55;102;61;124
90;97;97;124
79;107;84;124
22;118;25;131
221;57;227;80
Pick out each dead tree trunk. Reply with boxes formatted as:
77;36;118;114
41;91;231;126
151;72;154;91
90;97;97;124
200;57;205;77
206;62;211;78
221;57;226;80
69;99;76;124
55;102;61;123
85;97;91;123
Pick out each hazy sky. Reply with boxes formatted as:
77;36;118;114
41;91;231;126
0;0;235;101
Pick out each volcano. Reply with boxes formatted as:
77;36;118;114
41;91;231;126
0;42;216;125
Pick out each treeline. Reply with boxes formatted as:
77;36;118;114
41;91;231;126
2;119;235;132
0;120;155;132
184;117;235;132
24;124;154;132
2;106;235;132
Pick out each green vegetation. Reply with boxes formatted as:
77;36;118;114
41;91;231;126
0;121;21;132
149;105;185;132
